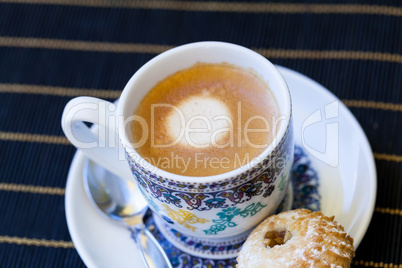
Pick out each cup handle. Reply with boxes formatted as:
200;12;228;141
61;96;133;181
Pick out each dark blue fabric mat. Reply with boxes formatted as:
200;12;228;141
0;1;401;267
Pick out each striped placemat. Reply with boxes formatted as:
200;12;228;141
0;1;400;267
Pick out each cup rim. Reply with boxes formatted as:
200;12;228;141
117;41;291;183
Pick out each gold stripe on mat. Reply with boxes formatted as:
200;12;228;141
3;181;402;217
342;100;402;112
1;132;402;163
0;83;121;99
1;84;402;113
375;207;402;216
3;182;402;218
252;48;402;64
353;260;402;268
0;131;70;145
0;183;65;195
0;37;401;64
374;153;402;163
0;37;172;54
1;83;402;113
0;236;74;248
0;1;400;16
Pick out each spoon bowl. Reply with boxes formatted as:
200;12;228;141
83;159;172;268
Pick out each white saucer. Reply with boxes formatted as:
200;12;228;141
65;66;376;268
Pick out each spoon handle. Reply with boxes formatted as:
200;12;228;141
129;224;173;268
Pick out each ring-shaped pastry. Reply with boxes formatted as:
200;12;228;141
237;209;355;267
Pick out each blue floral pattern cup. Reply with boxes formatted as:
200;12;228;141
62;42;293;240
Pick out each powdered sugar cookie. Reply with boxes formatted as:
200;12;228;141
237;209;355;268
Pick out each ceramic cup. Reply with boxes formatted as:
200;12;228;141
61;42;293;251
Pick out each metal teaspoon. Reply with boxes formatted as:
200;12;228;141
83;159;172;268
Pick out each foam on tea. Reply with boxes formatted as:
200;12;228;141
131;63;280;176
166;95;232;148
